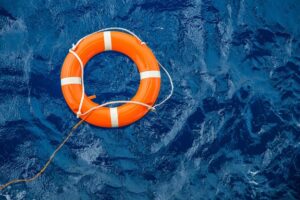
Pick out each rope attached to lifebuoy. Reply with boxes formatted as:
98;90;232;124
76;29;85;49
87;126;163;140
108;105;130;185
0;27;174;190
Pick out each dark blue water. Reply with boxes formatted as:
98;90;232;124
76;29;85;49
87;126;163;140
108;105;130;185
1;0;300;199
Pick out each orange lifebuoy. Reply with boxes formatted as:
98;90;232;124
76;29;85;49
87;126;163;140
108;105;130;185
61;31;161;128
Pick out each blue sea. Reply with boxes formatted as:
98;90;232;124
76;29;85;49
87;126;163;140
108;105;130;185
0;0;300;199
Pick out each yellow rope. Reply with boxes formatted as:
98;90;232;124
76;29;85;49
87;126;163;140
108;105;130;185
0;119;85;191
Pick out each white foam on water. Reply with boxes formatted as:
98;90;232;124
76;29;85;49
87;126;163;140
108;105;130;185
227;79;235;98
0;194;11;200
186;122;205;159
248;170;260;176
155;161;188;200
262;148;273;167
77;139;105;164
198;41;216;94
0;18;27;35
22;50;33;109
0;190;26;200
218;4;233;73
16;191;26;200
237;0;245;25
248;180;259;185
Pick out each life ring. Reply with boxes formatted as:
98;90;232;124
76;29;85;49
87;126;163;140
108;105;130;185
61;31;161;128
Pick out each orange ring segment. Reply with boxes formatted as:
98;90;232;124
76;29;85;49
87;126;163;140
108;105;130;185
60;31;161;128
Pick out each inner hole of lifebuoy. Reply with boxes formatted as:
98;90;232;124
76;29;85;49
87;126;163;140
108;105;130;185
84;51;140;106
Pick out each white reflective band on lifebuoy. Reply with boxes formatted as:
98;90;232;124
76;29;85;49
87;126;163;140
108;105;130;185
140;71;161;80
104;31;112;51
61;77;82;86
110;107;119;127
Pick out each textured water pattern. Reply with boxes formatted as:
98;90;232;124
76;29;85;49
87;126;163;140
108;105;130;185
0;0;300;199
